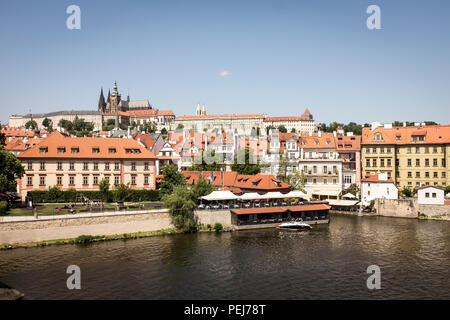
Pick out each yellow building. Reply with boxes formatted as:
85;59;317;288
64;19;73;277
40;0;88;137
361;124;449;189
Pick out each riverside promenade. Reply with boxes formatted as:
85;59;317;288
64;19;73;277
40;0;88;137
0;209;172;245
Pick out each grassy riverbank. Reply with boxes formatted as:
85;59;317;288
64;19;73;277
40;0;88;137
0;228;182;250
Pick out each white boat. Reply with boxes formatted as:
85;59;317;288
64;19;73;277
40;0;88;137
276;221;312;231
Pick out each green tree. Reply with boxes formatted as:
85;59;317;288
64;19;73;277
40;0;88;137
176;124;184;130
99;178;110;201
266;125;276;135
0;146;25;193
444;186;450;195
161;127;168;135
25;120;38;130
159;164;186;195
0;126;5;145
401;187;414;198
190;149;225;171
277;125;287;133
343;122;362;135
42;118;53;131
342;184;360;198
113;183;131;202
48;186;63;201
142;121;156;133
162;185;197;232
231;147;261;175
191;175;216;202
286;170;306;192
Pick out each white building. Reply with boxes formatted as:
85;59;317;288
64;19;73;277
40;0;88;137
417;186;445;205
361;173;398;206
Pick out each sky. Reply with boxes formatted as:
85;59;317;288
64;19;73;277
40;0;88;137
0;0;449;125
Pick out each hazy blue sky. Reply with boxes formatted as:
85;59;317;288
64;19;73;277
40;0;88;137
1;0;449;125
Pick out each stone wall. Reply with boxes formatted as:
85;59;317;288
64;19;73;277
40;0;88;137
194;209;232;227
375;198;418;218
418;204;450;218
0;210;172;244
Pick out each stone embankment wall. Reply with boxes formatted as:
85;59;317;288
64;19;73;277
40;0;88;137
0;210;172;244
194;210;232;227
375;198;450;219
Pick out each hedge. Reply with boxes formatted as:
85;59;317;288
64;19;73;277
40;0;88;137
27;189;161;203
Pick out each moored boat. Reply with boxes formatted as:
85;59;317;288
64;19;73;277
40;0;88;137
276;221;311;231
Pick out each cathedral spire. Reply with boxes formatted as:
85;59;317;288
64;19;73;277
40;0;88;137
98;87;106;112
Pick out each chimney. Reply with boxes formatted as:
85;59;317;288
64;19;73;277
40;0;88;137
333;131;336;137
318;130;322;138
403;122;406;127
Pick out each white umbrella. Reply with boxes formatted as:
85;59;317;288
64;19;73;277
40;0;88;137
259;192;287;199
342;193;356;199
283;190;309;199
238;193;263;200
201;191;239;201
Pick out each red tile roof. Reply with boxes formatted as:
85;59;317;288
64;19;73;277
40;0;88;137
231;204;330;215
362;125;450;145
336;135;361;151
264;116;313;122
361;173;395;183
300;132;336;149
177;114;264;120
18;131;156;159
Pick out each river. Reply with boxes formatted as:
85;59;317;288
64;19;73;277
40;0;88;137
0;215;449;299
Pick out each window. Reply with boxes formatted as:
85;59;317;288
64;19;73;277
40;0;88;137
109;148;116;154
333;166;338;174
442;159;446;167
433;172;438;178
92;148;100;154
70;162;75;170
69;176;74;185
144;175;149;185
57;147;66;154
39;176;45;185
432;193;436;198
425;147;429;153
40;162;45;171
408;172;412;178
416;172;420;178
27;162;33;171
425;192;429;198
313;166;317;174
372;159;377;167
387;147;391;153
39;147;48;154
93;176;98;185
407;159;412;167
323;166;328;174
425;172;429;178
105;162;110;171
71;148;79;154
83;176;88;185
425;159;429;167
83;162;89;170
366;148;370;153
416;147;420;153
104;176;109;184
380;159;385;167
366;159;370;167
57;176;62;185
114;176;120;185
416;159;420;167
57;162;62;170
443;172;446;178
433;146;438;153
144;162;149;171
333;179;337;184
344;176;352;184
380;147;385;153
387;159;391;167
27;176;33;186
372;147;377;153
131;175;136;185
433;159;437;167
313;178;317;184
323;179;327;184
115;162;120;171
131;162;136;171
407;147;411;154
93;163;99;171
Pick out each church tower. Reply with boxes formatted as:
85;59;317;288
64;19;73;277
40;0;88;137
109;81;122;113
98;87;106;112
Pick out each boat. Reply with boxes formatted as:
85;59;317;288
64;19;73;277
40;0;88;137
276;221;312;231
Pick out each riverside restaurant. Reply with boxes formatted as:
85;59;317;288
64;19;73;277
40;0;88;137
197;190;331;229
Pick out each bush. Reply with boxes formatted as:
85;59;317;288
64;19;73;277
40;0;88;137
213;223;223;232
27;188;160;203
74;235;100;244
0;201;8;216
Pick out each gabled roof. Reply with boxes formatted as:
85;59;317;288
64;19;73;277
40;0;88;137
361;173;395;183
300;132;335;149
18;131;156;159
362;125;450;145
335;135;361;151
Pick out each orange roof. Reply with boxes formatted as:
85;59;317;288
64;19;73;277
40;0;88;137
5;137;42;152
1;128;35;137
361;173;395;183
303;108;311;115
157;110;175;116
362;125;450;145
231;204;330;215
183;171;290;192
177;114;264;120
335;135;361;151
264;116;312;122
121;109;158;117
300;132;336;149
18;131;156;160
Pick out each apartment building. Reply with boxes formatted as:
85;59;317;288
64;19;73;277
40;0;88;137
361;123;450;189
17;131;157;200
298;132;343;199
336;134;361;189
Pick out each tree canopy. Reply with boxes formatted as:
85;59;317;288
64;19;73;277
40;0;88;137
231;147;261;175
25;120;38;130
159;164;186;195
58;116;95;136
0;146;25;193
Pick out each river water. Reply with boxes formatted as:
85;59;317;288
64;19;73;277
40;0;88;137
0;215;449;299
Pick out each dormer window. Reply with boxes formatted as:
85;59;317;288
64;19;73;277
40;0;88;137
39;147;48;153
109;148;116;154
133;149;141;154
71;147;79;154
57;147;66;153
92;147;100;154
374;133;383;141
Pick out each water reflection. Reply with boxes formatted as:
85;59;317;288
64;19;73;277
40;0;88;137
0;215;448;299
